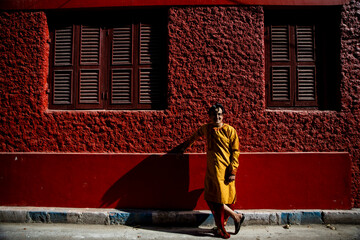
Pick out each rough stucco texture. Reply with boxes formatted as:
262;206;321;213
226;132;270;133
0;4;359;207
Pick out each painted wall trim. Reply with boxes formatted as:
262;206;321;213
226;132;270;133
0;0;350;10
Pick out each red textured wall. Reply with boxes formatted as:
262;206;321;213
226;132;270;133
1;3;360;208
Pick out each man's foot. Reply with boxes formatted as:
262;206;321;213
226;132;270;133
224;216;230;226
214;228;230;239
234;213;245;235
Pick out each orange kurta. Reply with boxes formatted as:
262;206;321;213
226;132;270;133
189;123;240;204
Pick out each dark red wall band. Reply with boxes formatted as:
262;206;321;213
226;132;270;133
0;0;349;10
0;152;351;210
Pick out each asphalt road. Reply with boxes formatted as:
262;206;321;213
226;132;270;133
0;223;359;240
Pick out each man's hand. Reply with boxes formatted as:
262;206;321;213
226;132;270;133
169;142;188;154
227;175;236;183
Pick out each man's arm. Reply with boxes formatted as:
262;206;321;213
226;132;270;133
178;125;205;153
227;128;240;182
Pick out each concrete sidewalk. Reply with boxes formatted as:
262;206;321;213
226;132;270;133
1;223;360;240
0;207;359;227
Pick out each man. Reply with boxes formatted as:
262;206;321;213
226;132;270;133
180;103;244;239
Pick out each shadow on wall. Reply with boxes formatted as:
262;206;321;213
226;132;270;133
100;149;204;211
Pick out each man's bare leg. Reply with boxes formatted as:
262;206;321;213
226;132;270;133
223;204;242;222
223;204;244;235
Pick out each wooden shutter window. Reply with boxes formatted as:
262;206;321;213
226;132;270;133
79;69;99;103
112;26;132;65
111;69;132;104
271;67;290;101
53;70;72;104
110;25;134;107
80;26;100;65
295;25;317;105
140;24;161;64
78;25;102;108
139;68;162;104
296;26;315;62
266;23;318;107
271;25;289;61
297;66;316;101
54;26;73;66
52;26;73;106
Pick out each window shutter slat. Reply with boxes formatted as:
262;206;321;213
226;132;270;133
271;67;290;101
296;26;315;61
79;69;99;103
80;26;100;65
54;26;73;66
271;26;289;61
111;69;132;104
139;68;162;104
112;26;132;65
297;66;316;101
140;24;161;64
53;70;72;104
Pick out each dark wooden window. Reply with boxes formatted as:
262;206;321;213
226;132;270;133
48;10;167;110
265;8;341;110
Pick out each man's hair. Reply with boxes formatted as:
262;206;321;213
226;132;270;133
208;103;225;115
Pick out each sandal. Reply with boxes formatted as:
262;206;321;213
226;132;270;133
234;214;245;235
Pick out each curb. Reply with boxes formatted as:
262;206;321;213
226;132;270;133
0;207;359;226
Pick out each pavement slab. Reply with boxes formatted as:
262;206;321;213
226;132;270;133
0;223;359;240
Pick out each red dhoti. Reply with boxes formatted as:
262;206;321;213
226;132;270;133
207;201;235;239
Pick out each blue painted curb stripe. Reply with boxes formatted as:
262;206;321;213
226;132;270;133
196;213;213;226
109;212;152;225
301;212;323;224
198;214;215;226
48;212;68;223
29;211;69;223
29;211;48;223
281;212;323;224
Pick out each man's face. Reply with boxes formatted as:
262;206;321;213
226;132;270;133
209;107;224;126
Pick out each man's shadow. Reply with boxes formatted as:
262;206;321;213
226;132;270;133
100;145;213;236
101;147;203;210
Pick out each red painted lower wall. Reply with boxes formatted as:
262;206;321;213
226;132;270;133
0;152;351;210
